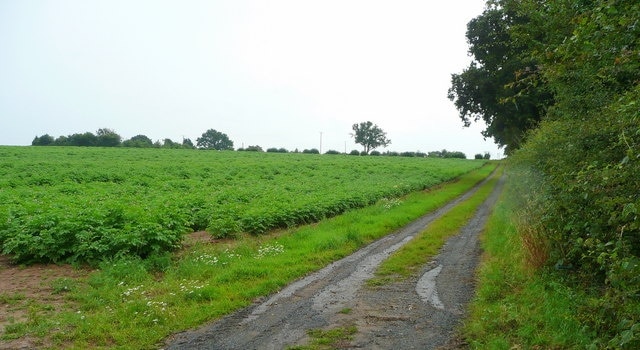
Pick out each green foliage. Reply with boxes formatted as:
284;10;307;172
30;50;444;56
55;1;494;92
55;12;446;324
350;121;391;154
1;164;494;349
0;147;484;264
427;149;467;159
122;134;153;148
465;187;595;348
373;165;501;282
195;128;234;150
475;0;640;345
95;128;122;147
31;134;54;146
448;3;553;154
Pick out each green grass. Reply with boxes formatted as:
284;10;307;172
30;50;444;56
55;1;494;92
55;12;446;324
462;179;596;349
370;165;503;284
3;162;497;349
287;325;358;350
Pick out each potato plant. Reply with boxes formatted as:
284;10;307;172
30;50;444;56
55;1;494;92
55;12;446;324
0;147;484;264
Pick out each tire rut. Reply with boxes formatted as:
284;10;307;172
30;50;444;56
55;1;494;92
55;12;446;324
163;172;503;350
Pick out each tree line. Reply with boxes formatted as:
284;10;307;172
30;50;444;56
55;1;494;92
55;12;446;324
31;123;475;158
449;0;639;346
32;128;196;149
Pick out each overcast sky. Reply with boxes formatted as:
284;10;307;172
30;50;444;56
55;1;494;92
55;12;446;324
0;0;500;157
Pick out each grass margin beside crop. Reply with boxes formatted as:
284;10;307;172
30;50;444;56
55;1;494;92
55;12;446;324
369;165;502;285
3;162;498;349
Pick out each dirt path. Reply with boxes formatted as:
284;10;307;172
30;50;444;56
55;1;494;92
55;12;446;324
163;174;504;350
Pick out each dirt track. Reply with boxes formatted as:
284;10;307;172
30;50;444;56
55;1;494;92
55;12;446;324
163;173;504;349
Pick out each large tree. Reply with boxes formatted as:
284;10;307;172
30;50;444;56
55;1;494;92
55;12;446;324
351;121;391;154
32;134;55;146
447;4;553;154
96;128;122;147
196;129;234;150
122;134;153;148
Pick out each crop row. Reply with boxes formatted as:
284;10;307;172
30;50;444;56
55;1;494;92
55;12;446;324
0;147;486;264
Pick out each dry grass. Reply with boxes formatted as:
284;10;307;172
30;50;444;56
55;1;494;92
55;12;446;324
515;213;549;272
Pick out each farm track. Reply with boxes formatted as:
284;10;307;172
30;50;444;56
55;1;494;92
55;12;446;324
163;170;505;349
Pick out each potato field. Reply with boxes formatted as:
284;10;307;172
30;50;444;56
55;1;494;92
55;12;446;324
0;146;485;264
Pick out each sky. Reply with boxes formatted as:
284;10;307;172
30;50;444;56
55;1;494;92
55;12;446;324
0;0;501;158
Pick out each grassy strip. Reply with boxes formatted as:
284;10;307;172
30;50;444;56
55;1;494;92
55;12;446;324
462;179;595;348
287;325;358;350
370;165;503;284
5;163;497;349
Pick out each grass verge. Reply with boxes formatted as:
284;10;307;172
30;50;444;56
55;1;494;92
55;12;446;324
369;164;503;285
3;163;497;349
462;177;596;348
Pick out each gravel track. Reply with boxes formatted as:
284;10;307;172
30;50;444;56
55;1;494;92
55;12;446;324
163;173;504;350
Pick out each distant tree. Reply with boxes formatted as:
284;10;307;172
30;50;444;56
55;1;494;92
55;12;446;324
54;135;69;146
483;152;490;160
445;151;467;159
428;150;443;158
428;149;466;159
181;138;195;149
475;153;484;160
349;150;360;156
32;134;55;146
325;150;341;155
265;147;288;153
162;138;177;148
302;148;320;154
243;145;263;152
196;129;234;150
122;135;153;148
96;128;122;147
67;132;97;146
351;121;391;154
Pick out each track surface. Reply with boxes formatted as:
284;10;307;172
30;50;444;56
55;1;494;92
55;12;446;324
164;173;504;349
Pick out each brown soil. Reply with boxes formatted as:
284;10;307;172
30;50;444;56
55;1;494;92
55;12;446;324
0;231;213;350
0;257;89;349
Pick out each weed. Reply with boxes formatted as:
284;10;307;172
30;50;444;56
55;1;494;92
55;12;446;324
288;325;358;349
51;277;78;294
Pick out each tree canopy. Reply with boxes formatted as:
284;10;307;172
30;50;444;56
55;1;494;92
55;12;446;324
448;3;553;154
351;121;391;154
196;129;234;150
455;0;640;345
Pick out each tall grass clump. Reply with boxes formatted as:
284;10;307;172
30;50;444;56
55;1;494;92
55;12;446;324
464;176;595;348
